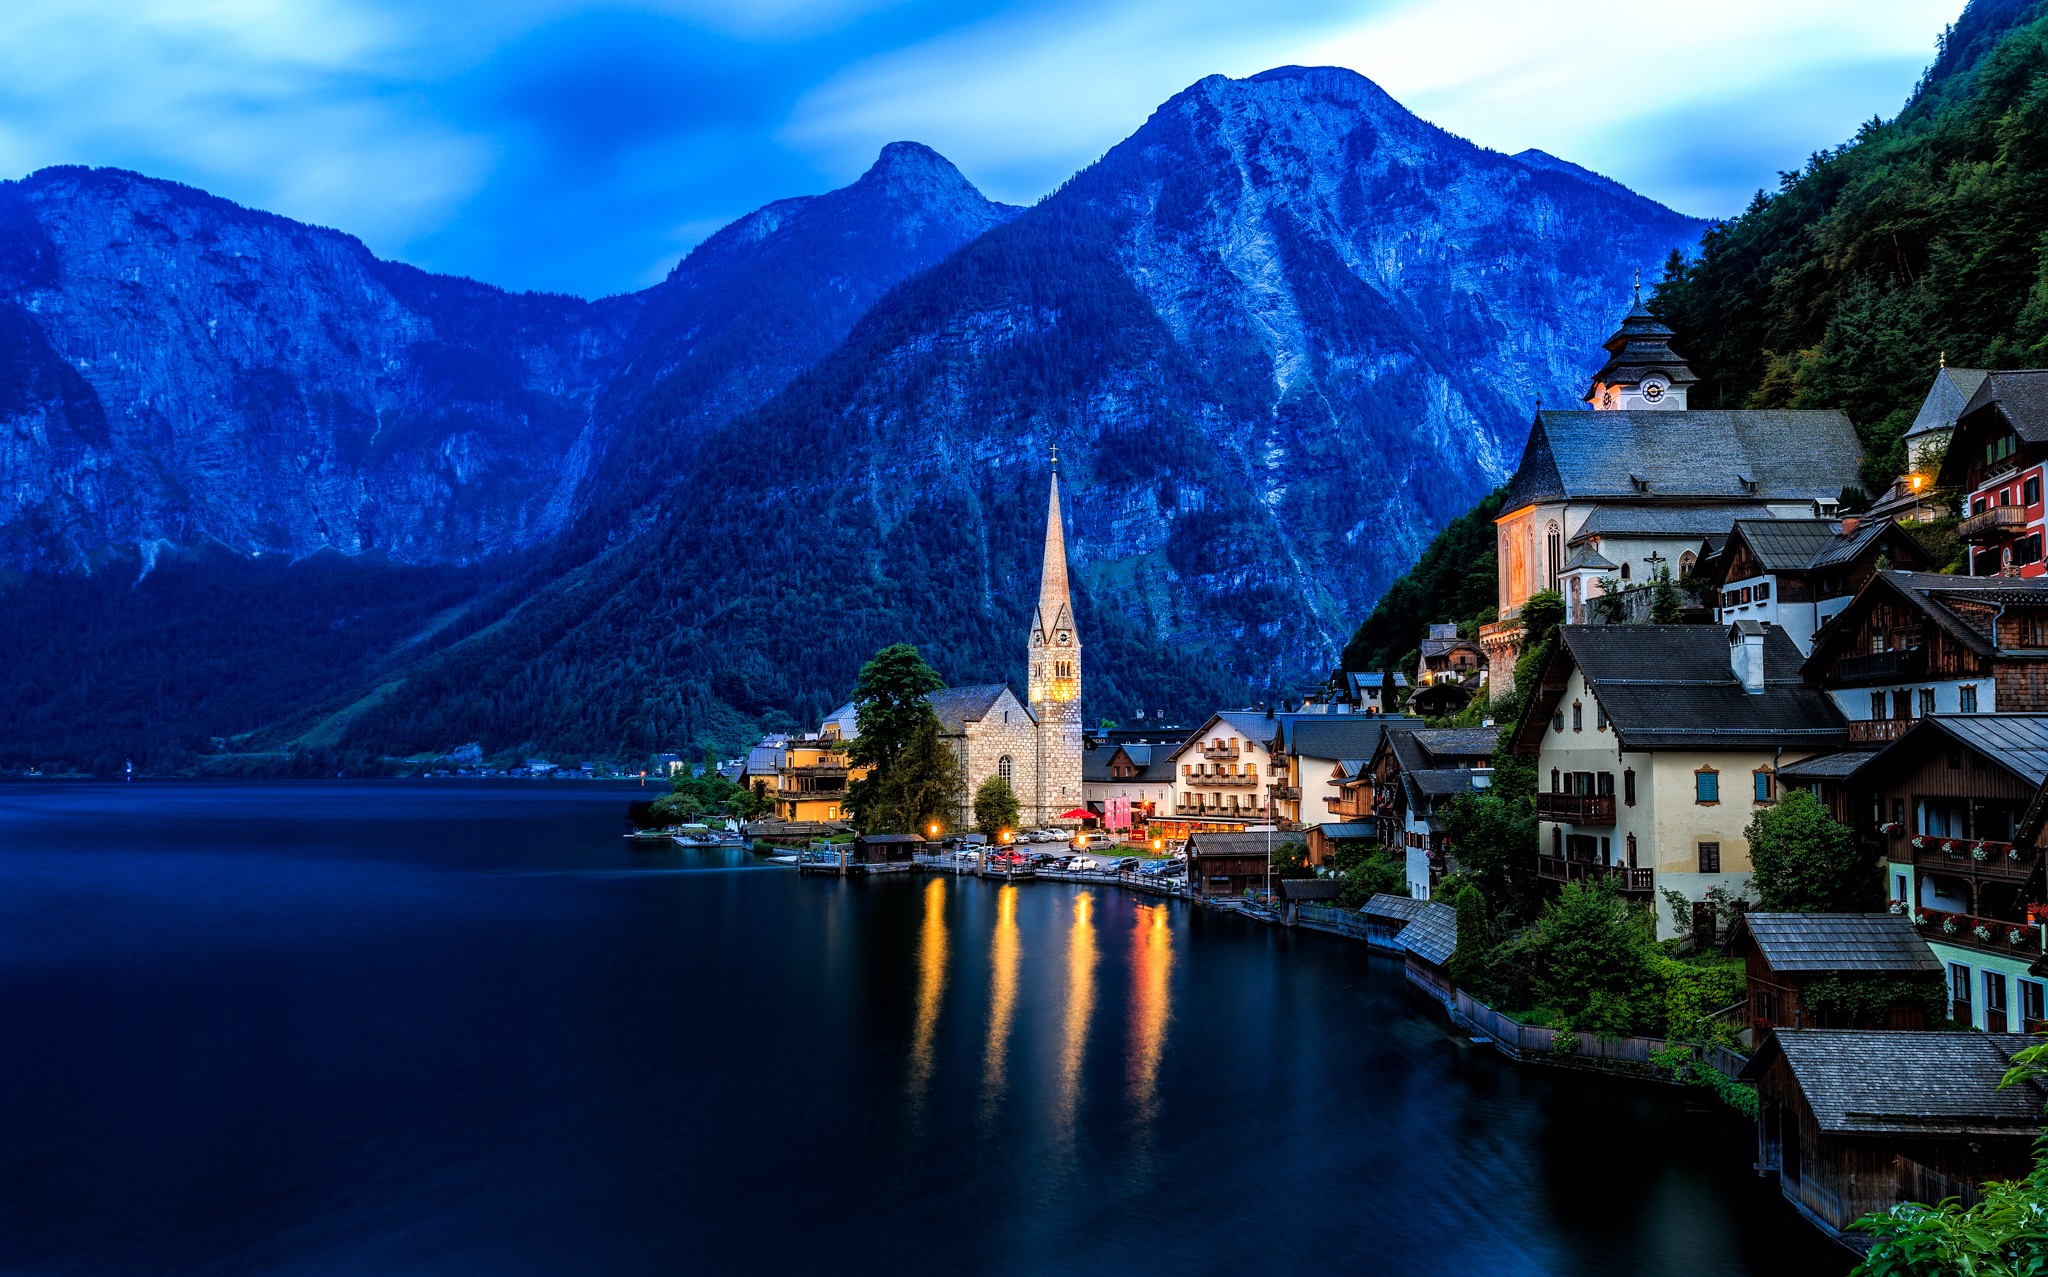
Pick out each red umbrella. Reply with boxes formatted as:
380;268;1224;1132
1059;808;1096;822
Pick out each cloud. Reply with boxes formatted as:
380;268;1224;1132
0;0;1974;295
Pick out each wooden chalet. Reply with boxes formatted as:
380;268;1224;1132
1727;913;1941;1032
1933;369;2048;577
1743;1031;2042;1241
1184;831;1280;900
851;833;925;864
1802;571;2048;744
1705;515;1932;655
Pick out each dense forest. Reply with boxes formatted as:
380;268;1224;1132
1653;0;2048;491
1339;0;2048;664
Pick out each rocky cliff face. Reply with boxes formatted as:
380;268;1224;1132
331;67;1706;757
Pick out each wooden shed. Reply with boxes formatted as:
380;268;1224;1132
1275;877;1341;925
1727;912;1943;1031
1184;831;1279;900
850;833;925;865
1743;1030;2041;1241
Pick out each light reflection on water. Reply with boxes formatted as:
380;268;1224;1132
905;876;948;1116
1051;890;1097;1151
979;884;1021;1120
1127;902;1172;1126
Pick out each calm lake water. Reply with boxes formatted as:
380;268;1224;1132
0;782;1848;1276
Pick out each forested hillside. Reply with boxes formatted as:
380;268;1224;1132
1653;0;2048;490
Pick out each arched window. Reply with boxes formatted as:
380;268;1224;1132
1619;562;1632;582
1625;833;1637;867
998;755;1013;783
1550;768;1561;792
1679;551;1697;578
1546;523;1563;591
1571;701;1583;732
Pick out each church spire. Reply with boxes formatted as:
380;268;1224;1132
1029;455;1080;706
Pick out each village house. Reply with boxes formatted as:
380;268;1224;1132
1329;670;1407;714
1863;364;1986;524
1800;570;2048;746
1704;516;1932;654
1727;912;1941;1032
1935;369;2048;577
1184;830;1285;900
1363;726;1497;899
1481;297;1864;694
1269;714;1417;833
1161;710;1291;834
1512;622;1848;937
1411;623;1486;715
1744;1031;2041;1242
1848;714;2048;1032
1081;738;1178;835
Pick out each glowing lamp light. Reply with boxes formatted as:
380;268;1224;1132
928;822;940;838
1910;474;1925;492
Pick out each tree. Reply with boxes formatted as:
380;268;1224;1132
973;774;1021;836
1591;578;1629;624
1649;566;1684;623
1269;839;1312;880
1745;789;1881;913
1444;882;1492;992
1520;881;1663;1038
1439;787;1538;926
844;644;951;832
874;714;964;837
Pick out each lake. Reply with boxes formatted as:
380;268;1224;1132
0;782;1849;1275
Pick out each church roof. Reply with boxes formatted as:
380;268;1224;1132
1906;367;1989;441
1502;409;1863;512
926;685;1031;734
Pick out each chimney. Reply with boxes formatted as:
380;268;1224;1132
1729;620;1767;693
1839;515;1860;539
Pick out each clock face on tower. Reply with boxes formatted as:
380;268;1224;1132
1641;376;1668;403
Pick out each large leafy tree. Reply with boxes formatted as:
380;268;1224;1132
843;644;963;833
972;774;1021;836
1745;789;1882;913
1518;881;1664;1038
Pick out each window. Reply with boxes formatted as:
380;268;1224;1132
1988;433;2018;466
1553;711;1564;734
1755;581;1771;602
2024;616;2048;647
1551;768;1561;792
2017;534;2045;567
1619;562;1631;582
1571;701;1583;732
1951;963;1975;1025
1698;841;1721;873
1546;523;1562;592
2029;476;2044;506
1869;691;1886;720
1961;684;1980;713
1754;769;1775;803
1973;495;1990;516
1893;689;1913;720
1623;769;1636;806
998;755;1013;782
1986;971;2011;1033
1919;688;1937;716
1696;768;1720;805
1894;873;1908;902
2024;980;2045;1031
2001;488;2015;507
1552;826;1563;856
1625;833;1637;866
1595;702;1608;730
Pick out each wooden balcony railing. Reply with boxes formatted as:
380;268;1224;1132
1909;837;2041;881
1537;856;1654;893
1200;742;1241;760
1961;504;2029;543
1836;648;1926;685
1914;907;2045;954
1269;784;1301;800
1847;718;1912;743
1186;773;1257;787
1535;792;1617;825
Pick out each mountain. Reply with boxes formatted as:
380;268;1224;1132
324;66;1705;763
0;147;1021;770
1651;0;2048;490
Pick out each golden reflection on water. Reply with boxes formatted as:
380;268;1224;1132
1127;902;1172;1122
1051;891;1097;1144
906;877;948;1111
979;885;1021;1117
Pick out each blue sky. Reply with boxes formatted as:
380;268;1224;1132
0;0;1967;298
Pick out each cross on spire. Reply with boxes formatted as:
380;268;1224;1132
1049;441;1059;472
1633;268;1641;304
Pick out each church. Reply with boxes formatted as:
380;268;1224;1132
925;467;1086;829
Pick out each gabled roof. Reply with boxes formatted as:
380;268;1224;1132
1412;728;1498;763
1516;624;1846;754
1186;831;1285;858
1718;516;1926;582
1288;716;1417;762
1342;671;1409;690
1742;1031;2042;1136
1856;714;2048;791
1167;710;1295;760
1277;878;1343;901
1311;821;1378;839
1774;749;1879;782
1569;503;1777;542
1729;912;1941;973
1083;741;1177;785
1936;370;2048;486
1362;893;1428;924
1806;571;2048;672
1419;634;1484;658
1502;409;1863;512
1396;901;1459;966
1562;543;1618;572
927;684;1029;734
1408;768;1485;798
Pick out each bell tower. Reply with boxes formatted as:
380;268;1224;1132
1028;449;1084;824
1585;274;1697;411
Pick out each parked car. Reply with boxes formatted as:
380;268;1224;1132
1068;857;1099;872
1035;830;1065;843
1110;857;1140;872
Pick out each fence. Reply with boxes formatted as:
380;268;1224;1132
1452;990;1668;1066
1294;904;1371;940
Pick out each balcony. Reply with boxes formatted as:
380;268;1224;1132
1847;718;1913;744
1201;742;1241;760
1174;803;1258;818
1961;504;2029;542
783;762;849;779
1914;907;2045;955
1538;856;1654;894
1907;837;2041;882
1535;792;1616;825
1836;647;1926;686
1186;772;1258;787
1269;784;1301;800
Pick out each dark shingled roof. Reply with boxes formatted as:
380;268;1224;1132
1362;893;1428;924
1412;728;1499;762
1570;503;1777;541
1083;742;1178;785
1409;768;1484;798
1503;408;1863;511
1732;913;1941;973
1527;625;1846;752
1312;821;1378;839
1397;901;1459;966
1743;1031;2042;1135
1860;715;2048;790
1186;832;1284;859
926;684;1025;734
1289;716;1415;762
1775;750;1880;781
1277;878;1343;901
1563;543;1619;571
1584;300;1700;397
1808;572;2048;671
1906;367;1989;440
1960;369;2048;443
1728;518;1853;572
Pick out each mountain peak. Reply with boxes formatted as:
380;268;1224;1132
857;141;976;196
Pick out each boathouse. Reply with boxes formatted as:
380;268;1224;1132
1728;913;1942;1031
1743;1030;2041;1239
851;833;925;865
1184;831;1281;900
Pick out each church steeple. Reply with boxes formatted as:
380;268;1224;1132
1029;453;1080;706
1585;287;1696;410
